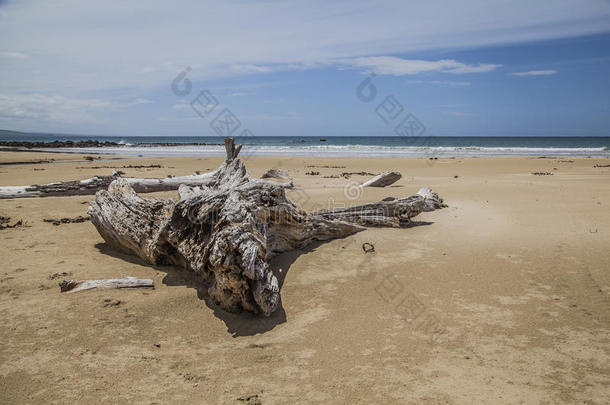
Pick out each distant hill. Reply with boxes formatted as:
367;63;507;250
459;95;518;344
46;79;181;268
0;129;28;137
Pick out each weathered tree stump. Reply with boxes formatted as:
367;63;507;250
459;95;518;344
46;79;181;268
88;138;445;316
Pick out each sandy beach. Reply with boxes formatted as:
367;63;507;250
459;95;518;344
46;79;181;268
1;151;609;404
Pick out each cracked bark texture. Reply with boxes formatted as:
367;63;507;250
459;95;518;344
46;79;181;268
88;138;445;316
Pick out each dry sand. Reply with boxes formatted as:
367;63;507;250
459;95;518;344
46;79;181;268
0;151;609;404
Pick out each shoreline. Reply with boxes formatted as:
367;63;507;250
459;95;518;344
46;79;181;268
1;137;608;159
3;148;610;159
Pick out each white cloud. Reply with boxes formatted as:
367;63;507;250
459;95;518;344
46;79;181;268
510;69;558;76
133;98;152;104
230;64;274;74
429;80;471;86
0;94;111;124
0;0;607;94
342;57;500;75
0;94;152;124
173;102;230;112
0;0;607;132
230;57;497;77
409;80;471;86
0;51;29;59
229;62;321;75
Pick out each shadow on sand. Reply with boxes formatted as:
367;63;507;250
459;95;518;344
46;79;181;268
93;220;433;337
95;240;327;337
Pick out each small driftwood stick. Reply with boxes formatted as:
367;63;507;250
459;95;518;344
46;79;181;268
361;171;402;187
59;277;154;293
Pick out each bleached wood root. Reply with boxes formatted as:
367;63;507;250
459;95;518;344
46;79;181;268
416;188;446;212
312;195;427;227
88;138;445;316
59;277;154;293
361;171;402;187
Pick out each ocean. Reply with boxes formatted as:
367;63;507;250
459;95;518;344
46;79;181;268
1;133;609;158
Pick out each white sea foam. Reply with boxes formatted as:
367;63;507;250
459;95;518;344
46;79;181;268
37;144;610;158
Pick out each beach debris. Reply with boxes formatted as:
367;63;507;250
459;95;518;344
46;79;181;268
532;172;554;176
362;242;375;253
75;164;163;169
594;164;610;168
43;216;89;226
341;171;376;179
261;169;292;181
236;394;262;404
49;271;71;280
305;171;320;175
306;165;346;168
88;138;446;316
59;277;154;293
121;164;163;169
0;216;26;230
361;171;402;187
102;298;122;307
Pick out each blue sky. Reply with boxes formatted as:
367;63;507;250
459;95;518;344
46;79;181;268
1;0;609;136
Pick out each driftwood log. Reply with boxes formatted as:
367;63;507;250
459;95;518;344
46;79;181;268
88;138;445;316
361;171;402;187
59;277;154;293
0;167;270;199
